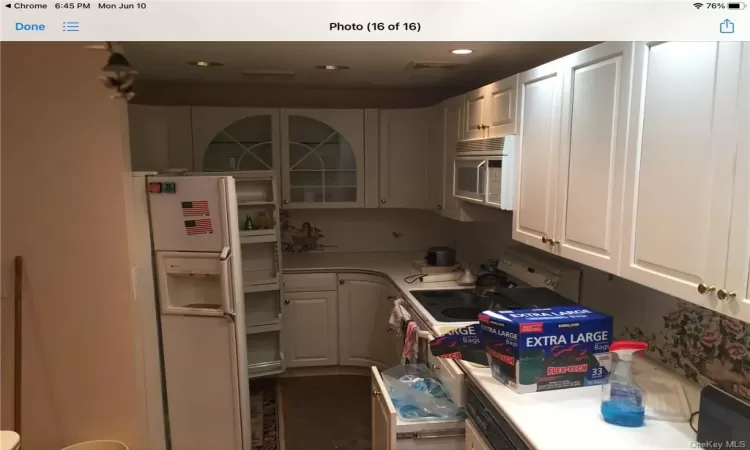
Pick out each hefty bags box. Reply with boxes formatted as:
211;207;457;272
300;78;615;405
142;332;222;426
479;306;613;393
429;324;487;366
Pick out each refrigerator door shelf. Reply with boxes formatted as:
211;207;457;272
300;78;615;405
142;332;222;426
157;251;235;317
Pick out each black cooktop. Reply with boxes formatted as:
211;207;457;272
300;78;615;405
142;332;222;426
409;287;576;323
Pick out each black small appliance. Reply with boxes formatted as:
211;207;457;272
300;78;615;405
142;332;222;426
697;384;750;445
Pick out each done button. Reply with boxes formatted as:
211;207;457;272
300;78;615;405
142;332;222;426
15;22;46;31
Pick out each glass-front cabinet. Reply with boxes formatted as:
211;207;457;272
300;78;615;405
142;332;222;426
281;109;365;208
192;107;281;174
192;107;365;209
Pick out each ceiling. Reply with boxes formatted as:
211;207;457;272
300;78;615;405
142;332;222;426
124;42;595;90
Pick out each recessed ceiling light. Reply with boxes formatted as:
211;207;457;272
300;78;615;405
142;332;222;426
451;49;473;55
315;65;350;70
188;61;224;67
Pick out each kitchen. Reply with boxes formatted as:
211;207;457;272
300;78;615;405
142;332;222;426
120;40;750;450
3;39;748;450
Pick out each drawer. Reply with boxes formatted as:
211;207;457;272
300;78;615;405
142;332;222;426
283;273;337;292
427;333;466;408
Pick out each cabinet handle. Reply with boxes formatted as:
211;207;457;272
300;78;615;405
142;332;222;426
381;197;387;204
284;299;290;305
717;289;737;302
476;125;482;130
437;204;443;211
431;364;440;371
541;236;550;244
552;239;560;246
340;279;345;285
697;283;716;295
372;390;381;397
283;200;289;204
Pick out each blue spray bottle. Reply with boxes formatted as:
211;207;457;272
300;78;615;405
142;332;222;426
601;340;649;427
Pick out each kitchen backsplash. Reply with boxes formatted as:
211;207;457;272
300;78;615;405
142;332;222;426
281;209;456;254
456;214;750;401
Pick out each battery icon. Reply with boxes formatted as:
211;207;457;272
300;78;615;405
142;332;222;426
728;2;746;8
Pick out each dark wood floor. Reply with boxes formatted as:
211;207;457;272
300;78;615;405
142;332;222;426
280;375;371;450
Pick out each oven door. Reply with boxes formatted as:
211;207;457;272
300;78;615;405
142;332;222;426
454;158;487;203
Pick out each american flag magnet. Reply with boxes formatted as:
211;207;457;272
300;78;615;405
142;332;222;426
181;200;210;217
184;219;213;235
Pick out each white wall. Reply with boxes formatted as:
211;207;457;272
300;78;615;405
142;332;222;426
282;209;456;254
1;42;146;449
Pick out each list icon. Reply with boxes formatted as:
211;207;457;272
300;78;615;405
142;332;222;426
62;21;80;32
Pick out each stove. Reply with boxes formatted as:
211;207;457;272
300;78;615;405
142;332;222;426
409;287;577;323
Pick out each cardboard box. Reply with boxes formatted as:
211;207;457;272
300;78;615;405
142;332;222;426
479;306;613;393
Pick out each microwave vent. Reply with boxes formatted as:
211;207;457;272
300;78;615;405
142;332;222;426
456;137;507;154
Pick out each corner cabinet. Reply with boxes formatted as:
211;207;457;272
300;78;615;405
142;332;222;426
338;273;397;369
281;109;365;208
378;109;430;209
191;107;281;174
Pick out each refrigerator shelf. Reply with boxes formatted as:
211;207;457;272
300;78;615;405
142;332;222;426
247;361;283;378
239;233;278;245
237;200;275;207
243;278;280;293
246;322;281;335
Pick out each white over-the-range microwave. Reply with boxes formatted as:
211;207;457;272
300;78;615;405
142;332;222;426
453;135;516;210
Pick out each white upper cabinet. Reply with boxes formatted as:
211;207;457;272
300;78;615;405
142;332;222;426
281;109;365;208
555;42;633;274
426;104;445;214
620;42;744;312
463;74;519;140
513;59;565;252
128;105;193;172
378;108;430;208
725;43;750;322
440;95;469;221
191;107;280;174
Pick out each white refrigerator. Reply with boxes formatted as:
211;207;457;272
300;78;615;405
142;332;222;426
147;174;251;450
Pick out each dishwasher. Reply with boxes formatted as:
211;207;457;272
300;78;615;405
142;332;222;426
371;298;466;450
465;379;532;450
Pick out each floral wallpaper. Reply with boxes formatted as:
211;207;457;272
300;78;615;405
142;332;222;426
624;302;750;401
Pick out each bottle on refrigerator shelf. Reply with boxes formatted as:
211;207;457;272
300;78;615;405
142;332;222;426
243;214;254;231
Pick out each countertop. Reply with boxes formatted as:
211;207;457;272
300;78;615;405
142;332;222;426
282;251;701;450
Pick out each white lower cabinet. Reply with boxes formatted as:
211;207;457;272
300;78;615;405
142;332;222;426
282;291;338;367
338;273;396;368
464;419;491;450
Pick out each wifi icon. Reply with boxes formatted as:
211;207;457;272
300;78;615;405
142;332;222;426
694;2;704;8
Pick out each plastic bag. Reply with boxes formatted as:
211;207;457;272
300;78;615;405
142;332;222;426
381;364;463;421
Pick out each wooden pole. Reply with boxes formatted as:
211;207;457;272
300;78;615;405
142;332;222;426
14;256;23;433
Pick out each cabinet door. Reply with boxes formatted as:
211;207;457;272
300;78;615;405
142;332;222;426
371;367;396;450
192;107;280;175
513;60;565;251
282;109;365;208
128;105;193;172
427;105;446;214
719;43;750;323
282;291;338;367
441;95;470;221
555;42;634;273
378;109;430;208
464;88;486;140
620;42;742;307
486;74;519;137
338;274;393;368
